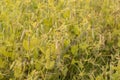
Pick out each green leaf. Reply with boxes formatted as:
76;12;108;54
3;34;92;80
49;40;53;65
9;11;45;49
0;46;14;58
64;39;70;47
69;25;80;35
45;60;55;70
23;36;39;51
0;72;4;79
79;43;88;51
62;66;68;76
63;10;70;18
35;60;42;70
57;0;65;10
23;40;29;50
118;38;120;47
71;45;78;55
0;58;5;68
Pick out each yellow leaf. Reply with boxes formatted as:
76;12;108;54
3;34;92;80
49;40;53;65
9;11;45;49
23;36;39;51
45;60;55;70
0;72;3;79
0;59;5;68
63;10;70;18
32;22;37;28
23;40;29;51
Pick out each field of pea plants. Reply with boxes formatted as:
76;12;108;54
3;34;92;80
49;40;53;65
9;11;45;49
0;0;120;80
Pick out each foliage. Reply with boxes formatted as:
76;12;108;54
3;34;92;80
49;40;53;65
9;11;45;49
0;0;120;80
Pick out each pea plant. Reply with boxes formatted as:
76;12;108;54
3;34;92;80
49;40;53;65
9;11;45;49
0;0;120;80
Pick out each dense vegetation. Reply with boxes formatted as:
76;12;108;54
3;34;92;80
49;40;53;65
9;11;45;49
0;0;120;80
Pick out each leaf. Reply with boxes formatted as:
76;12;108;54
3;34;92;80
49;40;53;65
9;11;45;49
63;54;70;59
23;36;39;51
13;60;23;78
0;72;3;79
48;0;54;6
71;59;78;65
35;61;42;70
79;43;88;51
62;66;68;76
57;0;65;10
0;46;13;58
69;25;80;35
71;45;78;55
96;74;104;80
63;10;70;18
42;17;53;33
118;38;120;47
23;40;29;51
45;60;55;70
0;58;5;68
43;17;53;27
45;49;50;60
64;39;70;47
31;36;39;47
